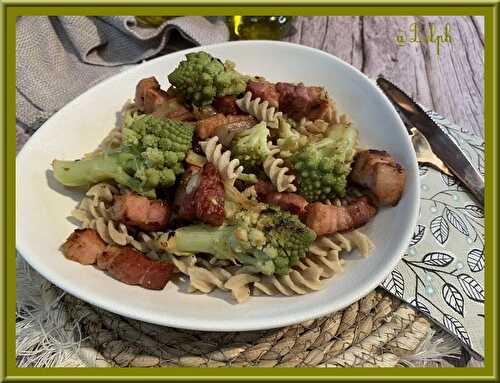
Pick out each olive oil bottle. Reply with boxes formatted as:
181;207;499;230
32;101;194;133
227;16;295;40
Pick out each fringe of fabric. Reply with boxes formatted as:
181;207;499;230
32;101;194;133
16;256;86;367
15;255;465;368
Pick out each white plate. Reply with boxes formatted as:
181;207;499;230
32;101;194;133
16;41;419;331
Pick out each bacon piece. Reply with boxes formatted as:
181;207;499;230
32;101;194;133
196;113;228;140
143;87;172;114
174;165;202;222
226;115;256;125
303;197;377;236
275;82;327;121
350;150;406;206
255;181;308;217
61;229;106;265
174;163;225;226
307;100;333;121
194;163;225;226
255;180;276;196
213;96;240;115
246;80;280;108
217;115;258;144
97;245;174;290
151;97;195;121
135;77;160;111
135;76;194;121
196;114;257;142
111;193;170;231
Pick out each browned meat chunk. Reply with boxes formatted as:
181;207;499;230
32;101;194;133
254;180;275;196
213;96;240;115
275;82;327;121
215;115;258;146
194;163;225;226
143;87;171;114
350;150;406;206
307;100;333;121
173;165;202;222
255;181;308;217
97;245;174;290
174;163;225;226
225;115;257;125
196;113;228;140
111;193;170;231
303;197;377;236
135;77;160;111
135;76;194;121
61;229;106;265
246;80;280;108
196;113;257;142
151;97;195;121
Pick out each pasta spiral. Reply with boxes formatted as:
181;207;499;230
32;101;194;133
71;183;158;253
83;127;122;159
296;118;329;136
199;136;243;181
307;236;346;276
186;265;231;293
263;145;296;192
253;266;323;296
255;229;374;297
171;255;233;294
236;91;282;125
171;255;258;303
339;230;375;257
224;274;260;304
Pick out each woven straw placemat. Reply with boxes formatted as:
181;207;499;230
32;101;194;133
61;288;433;368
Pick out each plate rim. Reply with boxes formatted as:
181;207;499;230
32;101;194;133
16;40;420;331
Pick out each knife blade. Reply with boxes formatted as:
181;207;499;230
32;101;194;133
376;76;484;204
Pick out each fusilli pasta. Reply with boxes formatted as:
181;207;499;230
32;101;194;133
224;274;260;304
71;183;159;253
296;118;329;136
199;136;243;181
307;236;346;276
263;145;296;192
253;266;323;296
254;228;375;297
186;265;231;293
83;127;122;159
236;91;282;125
339;230;375;257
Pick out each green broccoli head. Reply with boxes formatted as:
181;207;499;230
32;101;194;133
167;51;249;106
231;121;271;173
251;207;317;274
52;115;194;197
159;206;316;276
290;123;358;202
275;119;308;158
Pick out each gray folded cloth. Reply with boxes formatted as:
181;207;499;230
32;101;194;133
16;16;229;140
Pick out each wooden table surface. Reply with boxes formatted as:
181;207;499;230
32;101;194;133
288;16;484;367
286;16;484;138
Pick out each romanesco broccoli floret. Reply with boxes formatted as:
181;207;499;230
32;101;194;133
231;121;271;174
52;115;193;198
275;120;308;158
159;206;316;276
167;51;249;106
290;123;358;202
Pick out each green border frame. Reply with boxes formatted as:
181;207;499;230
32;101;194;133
2;2;498;382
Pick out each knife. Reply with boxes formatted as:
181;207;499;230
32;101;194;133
376;77;484;204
